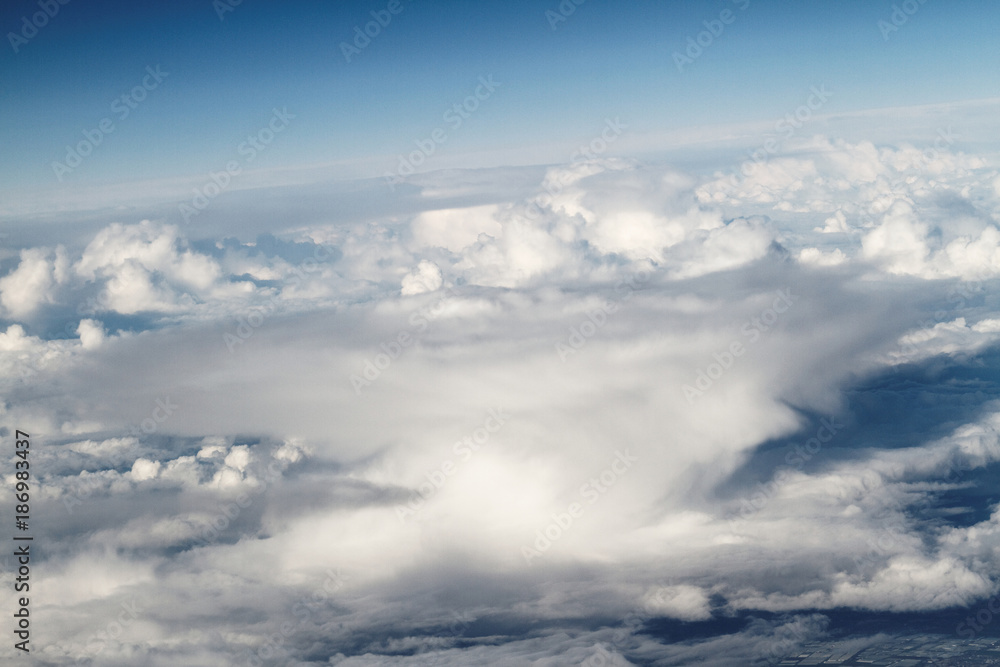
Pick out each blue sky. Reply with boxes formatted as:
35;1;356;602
2;0;999;192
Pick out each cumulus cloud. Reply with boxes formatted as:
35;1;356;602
5;122;1000;664
0;245;69;317
76;318;105;349
74;220;230;314
401;260;443;295
798;246;848;266
130;458;161;481
410;204;502;252
642;584;713;621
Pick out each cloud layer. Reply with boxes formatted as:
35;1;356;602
2;125;1000;664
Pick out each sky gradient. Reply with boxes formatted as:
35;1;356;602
2;0;999;193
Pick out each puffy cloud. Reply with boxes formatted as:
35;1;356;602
798;246;847;266
223;444;253;472
7;125;1000;664
411;204;502;252
0;323;66;383
815;210;850;234
401;260;443;295
0;323;37;352
455;212;577;287
130;458;161;481
861;200;931;275
74;220;225;314
668;216;775;279
0;245;69;317
885;317;1000;365
557;164;722;263
76;318;105;350
642;584;713;621
862;201;1000;280
940;225;1000;280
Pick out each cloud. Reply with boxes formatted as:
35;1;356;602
411;204;502;252
130;458;161;481
885;316;1000;365
668;216;775;279
74;220;229;314
77;318;105;349
861;200;932;275
0;245;69;317
642;584;713;621
401;260;443;295
797;246;847;266
4;127;1000;663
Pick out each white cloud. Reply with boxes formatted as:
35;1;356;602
7;125;1000;663
861;200;931;275
798;247;847;266
74;220;229;314
223;444;253;472
411;204;502;252
0;246;68;317
815;209;850;234
77;318;105;350
401;260;443;295
669;216;774;278
642;584;713;621
130;458;161;481
885;317;1000;365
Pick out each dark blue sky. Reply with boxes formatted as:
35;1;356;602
2;0;998;190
